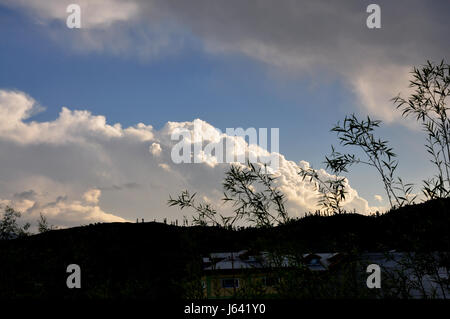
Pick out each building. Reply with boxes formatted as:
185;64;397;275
201;250;344;299
200;250;450;299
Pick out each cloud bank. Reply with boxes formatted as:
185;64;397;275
0;89;382;228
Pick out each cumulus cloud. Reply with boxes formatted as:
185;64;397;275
158;163;171;172
0;90;154;145
0;188;127;230
83;188;101;205
374;195;383;203
150;143;162;156
0;89;384;228
2;0;448;123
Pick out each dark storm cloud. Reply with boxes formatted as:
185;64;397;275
13;190;37;200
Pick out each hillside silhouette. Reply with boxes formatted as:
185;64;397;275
0;198;449;299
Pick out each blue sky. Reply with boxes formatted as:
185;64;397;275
0;1;448;226
0;3;355;167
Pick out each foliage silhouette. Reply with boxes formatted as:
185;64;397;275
0;206;30;240
393;60;450;199
169;162;288;227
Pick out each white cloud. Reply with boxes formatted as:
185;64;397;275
0;188;127;230
1;0;139;28
83;188;101;205
150;142;162;156
0;90;154;145
349;64;417;125
374;195;383;203
158;163;171;172
0;89;385;228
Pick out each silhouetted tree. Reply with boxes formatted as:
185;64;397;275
393;60;450;199
0;206;30;240
37;213;55;233
168;162;288;227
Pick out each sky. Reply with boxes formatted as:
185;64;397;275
0;0;449;228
